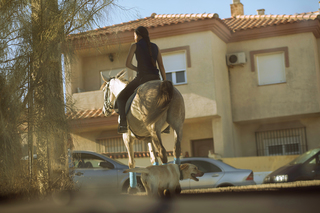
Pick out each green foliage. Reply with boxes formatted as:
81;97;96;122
0;0;120;199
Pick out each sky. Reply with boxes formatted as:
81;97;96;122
101;0;318;27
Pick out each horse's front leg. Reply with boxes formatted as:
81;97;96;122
123;133;137;190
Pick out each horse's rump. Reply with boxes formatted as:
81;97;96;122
145;80;173;125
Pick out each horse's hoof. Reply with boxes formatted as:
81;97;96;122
128;187;139;194
127;183;144;194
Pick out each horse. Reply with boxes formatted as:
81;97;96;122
100;70;185;192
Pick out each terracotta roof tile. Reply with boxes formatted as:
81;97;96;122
68;11;319;39
70;13;220;38
223;11;319;32
66;108;117;120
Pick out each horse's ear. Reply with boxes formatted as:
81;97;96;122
116;69;127;80
101;73;109;82
100;81;107;90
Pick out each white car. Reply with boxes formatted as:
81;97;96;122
170;157;256;189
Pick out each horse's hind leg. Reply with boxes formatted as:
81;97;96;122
173;126;183;164
150;129;167;164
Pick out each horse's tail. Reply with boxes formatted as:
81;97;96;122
146;80;174;125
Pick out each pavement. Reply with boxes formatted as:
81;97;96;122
1;180;320;213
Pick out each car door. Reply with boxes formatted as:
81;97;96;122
301;152;320;180
307;152;320;179
72;153;119;191
183;160;224;189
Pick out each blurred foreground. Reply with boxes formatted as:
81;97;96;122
1;180;320;213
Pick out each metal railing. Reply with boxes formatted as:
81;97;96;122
255;127;308;156
97;137;148;153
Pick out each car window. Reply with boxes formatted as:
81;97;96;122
73;153;110;169
308;154;320;165
184;160;222;173
290;148;320;165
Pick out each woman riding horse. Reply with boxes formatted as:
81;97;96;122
117;26;166;134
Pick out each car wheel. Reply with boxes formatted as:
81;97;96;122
127;182;145;194
217;184;234;188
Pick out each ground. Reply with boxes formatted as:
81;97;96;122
1;180;320;213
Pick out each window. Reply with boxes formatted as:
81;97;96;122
250;47;289;85
184;160;222;173
263;137;301;156
162;51;187;85
72;153;109;168
255;52;286;85
255;123;308;156
97;137;148;154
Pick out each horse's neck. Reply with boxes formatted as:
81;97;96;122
112;79;127;97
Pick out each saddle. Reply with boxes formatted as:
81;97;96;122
113;87;139;116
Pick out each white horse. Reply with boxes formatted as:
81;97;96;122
101;70;185;191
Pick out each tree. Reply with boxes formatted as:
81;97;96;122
0;0;121;197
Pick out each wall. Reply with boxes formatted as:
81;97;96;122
222;155;298;172
211;32;235;157
228;32;320;122
233;116;320;157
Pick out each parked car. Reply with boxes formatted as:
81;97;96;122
263;147;320;184
169;157;256;189
71;150;144;193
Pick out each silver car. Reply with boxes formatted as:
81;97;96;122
71;150;144;193
173;157;256;189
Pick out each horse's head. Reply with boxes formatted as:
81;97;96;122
100;70;128;116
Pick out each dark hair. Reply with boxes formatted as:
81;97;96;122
134;26;156;67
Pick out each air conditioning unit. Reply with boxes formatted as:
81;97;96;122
226;52;246;66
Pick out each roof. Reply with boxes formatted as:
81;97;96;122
70;11;320;38
70;13;220;37
223;11;320;32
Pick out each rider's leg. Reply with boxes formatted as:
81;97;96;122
116;78;140;133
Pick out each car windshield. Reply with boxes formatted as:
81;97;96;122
289;148;320;165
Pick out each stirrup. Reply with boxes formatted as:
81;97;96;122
118;125;128;134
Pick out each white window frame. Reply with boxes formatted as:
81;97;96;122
263;136;301;156
255;51;286;86
162;51;187;85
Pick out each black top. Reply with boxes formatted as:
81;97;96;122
135;39;159;76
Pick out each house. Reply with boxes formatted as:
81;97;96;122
66;0;320;162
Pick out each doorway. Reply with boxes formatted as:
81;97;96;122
191;138;214;157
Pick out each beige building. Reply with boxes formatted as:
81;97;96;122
66;1;320;162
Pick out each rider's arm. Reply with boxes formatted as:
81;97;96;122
157;47;166;81
126;44;138;72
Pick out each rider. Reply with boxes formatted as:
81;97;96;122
116;26;166;134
